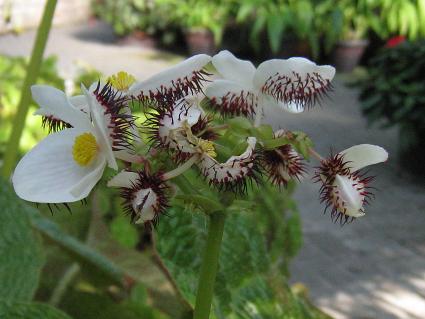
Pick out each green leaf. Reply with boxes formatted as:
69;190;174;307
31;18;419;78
0;300;71;319
0;179;44;302
60;290;167;319
26;209;126;287
267;12;285;53
253;124;274;140
262;136;290;150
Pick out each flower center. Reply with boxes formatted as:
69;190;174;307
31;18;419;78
72;132;98;166
198;139;216;158
107;71;135;91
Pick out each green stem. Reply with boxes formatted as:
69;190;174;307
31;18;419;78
1;0;57;178
193;213;226;319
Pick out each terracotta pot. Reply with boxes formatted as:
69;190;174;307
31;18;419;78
117;30;156;48
279;38;311;59
185;29;215;55
332;39;369;73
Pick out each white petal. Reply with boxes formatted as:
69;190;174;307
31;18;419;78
129;54;211;96
340;144;388;172
12;128;106;203
253;58;335;105
199;137;257;183
254;58;335;89
205;79;257;116
70;155;107;198
114;150;143;163
212;50;256;88
133;188;157;224
107;170;139;188
82;84;118;170
333;174;365;218
260;94;304;113
32;85;91;130
69;95;90;114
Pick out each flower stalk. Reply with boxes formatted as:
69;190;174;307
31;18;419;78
1;0;57;178
162;155;199;181
193;212;226;319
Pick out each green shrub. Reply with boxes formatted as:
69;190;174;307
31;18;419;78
354;40;425;173
355;40;425;131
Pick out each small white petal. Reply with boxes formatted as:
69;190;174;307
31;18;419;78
253;58;335;109
114;150;143;163
12;128;105;203
212;50;256;88
205;79;257;116
68;95;89;114
82;84;118;170
333;174;365;218
340;144;388;172
260;94;304;114
253;58;335;91
32;85;91;130
129;54;211;95
133;188;157;224
107;170;139;188
199;137;257;183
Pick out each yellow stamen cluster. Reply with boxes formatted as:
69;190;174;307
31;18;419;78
198;139;217;158
107;71;136;91
72;133;98;166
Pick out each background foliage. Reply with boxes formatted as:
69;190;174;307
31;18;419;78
92;0;425;58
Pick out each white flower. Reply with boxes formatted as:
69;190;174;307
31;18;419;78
205;50;335;117
12;85;120;203
145;94;211;162
316;144;388;222
107;170;169;225
198;136;260;193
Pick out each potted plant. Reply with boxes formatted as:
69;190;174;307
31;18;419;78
171;0;228;55
353;39;425;175
233;0;315;59
329;0;379;72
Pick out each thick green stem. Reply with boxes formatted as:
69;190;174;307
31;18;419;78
1;0;57;178
193;213;226;319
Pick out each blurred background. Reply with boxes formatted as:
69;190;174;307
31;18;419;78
0;1;425;319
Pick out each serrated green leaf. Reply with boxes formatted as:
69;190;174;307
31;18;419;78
262;136;290;150
0;179;44;302
0;300;72;319
254;124;274;140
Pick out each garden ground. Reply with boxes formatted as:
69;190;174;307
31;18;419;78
1;21;424;319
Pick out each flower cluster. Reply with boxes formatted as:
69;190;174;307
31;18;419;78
12;51;388;226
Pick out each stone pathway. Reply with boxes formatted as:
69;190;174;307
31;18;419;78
266;80;425;319
2;21;425;319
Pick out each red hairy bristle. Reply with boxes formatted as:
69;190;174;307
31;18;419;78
261;144;306;187
313;153;375;225
93;82;139;152
261;72;332;109
208;90;257;117
120;170;170;226
137;69;211;105
41;116;72;133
